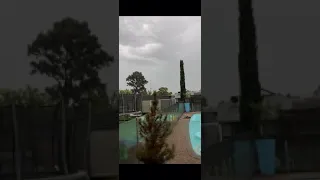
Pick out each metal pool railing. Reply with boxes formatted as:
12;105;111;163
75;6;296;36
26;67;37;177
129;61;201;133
161;103;185;121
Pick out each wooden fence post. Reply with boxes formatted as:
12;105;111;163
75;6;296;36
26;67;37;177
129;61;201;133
12;103;21;180
61;97;68;174
84;99;92;174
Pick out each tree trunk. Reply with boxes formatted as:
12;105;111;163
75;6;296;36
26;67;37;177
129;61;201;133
54;101;63;173
61;97;69;174
67;119;75;173
83;100;92;174
12;104;21;180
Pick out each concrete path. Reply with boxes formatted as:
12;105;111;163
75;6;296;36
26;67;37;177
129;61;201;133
167;112;201;164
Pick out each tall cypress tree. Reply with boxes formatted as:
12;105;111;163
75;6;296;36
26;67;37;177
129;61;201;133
238;0;262;135
180;60;186;103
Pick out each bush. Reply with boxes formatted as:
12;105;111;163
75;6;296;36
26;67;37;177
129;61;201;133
136;92;175;164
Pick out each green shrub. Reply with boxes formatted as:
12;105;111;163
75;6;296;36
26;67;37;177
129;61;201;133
136;92;175;164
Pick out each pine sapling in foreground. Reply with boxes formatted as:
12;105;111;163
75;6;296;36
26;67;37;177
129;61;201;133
136;92;175;164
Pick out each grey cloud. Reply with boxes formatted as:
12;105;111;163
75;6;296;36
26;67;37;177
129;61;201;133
119;16;201;92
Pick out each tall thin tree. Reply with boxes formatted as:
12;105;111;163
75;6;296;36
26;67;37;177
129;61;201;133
180;60;186;103
238;0;262;135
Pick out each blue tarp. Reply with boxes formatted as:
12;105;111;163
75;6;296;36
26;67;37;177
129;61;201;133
256;139;276;175
184;103;191;112
233;139;276;176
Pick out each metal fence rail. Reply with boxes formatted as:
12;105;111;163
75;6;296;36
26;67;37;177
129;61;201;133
190;103;201;112
119;94;142;113
0;102;117;180
202;132;258;179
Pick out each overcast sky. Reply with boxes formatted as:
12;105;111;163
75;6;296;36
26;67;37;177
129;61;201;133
203;0;320;106
2;1;320;105
119;16;201;93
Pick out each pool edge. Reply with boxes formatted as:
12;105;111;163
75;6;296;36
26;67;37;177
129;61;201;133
187;113;201;160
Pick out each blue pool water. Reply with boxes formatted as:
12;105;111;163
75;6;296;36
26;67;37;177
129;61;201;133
189;113;201;156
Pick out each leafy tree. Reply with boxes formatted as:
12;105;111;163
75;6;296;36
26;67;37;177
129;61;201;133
147;90;153;96
22;85;51;106
27;17;114;173
141;90;153;96
180;60;186;102
186;90;192;98
126;71;148;94
0;86;50;106
238;0;262;135
136;92;175;164
157;87;172;96
119;89;132;95
28;17;112;105
0;89;17;106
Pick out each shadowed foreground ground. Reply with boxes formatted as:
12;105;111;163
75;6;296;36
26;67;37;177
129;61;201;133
252;172;320;180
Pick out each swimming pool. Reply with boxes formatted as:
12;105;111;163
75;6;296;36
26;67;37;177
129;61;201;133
189;113;201;156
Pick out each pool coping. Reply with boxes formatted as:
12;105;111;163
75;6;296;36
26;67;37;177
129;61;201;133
186;113;201;160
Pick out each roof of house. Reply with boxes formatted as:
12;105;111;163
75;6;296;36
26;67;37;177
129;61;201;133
291;97;320;109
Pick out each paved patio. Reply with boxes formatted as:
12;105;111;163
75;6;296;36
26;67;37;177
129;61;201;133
167;112;201;164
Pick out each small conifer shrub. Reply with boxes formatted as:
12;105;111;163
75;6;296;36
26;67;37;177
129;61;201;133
136;92;175;164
